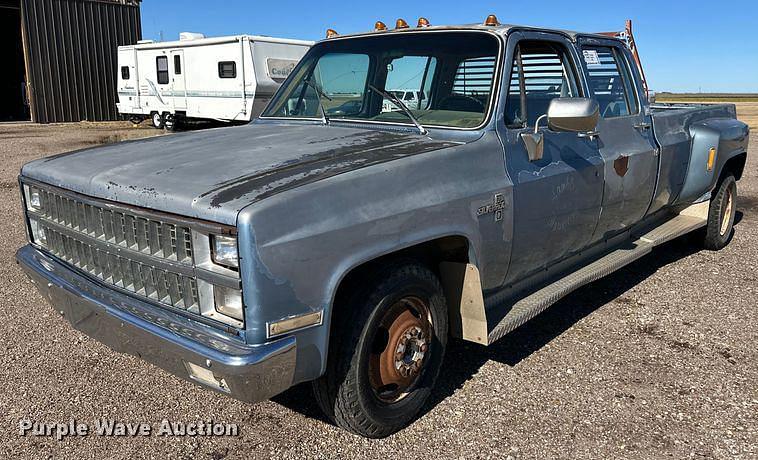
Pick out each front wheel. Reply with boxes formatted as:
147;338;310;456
313;263;448;438
702;173;737;250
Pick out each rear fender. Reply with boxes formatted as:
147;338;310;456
675;118;749;204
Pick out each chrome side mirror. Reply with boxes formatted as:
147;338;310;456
547;98;600;133
520;98;601;162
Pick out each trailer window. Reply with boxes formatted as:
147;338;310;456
505;41;580;128
120;66;130;80
218;61;237;79
583;46;638;118
156;56;169;84
174;55;182;75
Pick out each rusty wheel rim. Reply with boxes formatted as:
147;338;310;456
368;296;433;403
720;185;734;236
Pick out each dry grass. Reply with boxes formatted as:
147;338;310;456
655;97;758;130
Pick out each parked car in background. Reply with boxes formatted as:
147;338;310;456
117;33;312;130
19;16;749;439
381;89;426;112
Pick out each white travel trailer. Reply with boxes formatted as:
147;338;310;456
116;33;312;129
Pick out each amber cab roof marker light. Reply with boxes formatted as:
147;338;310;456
395;18;409;29
375;21;388;31
325;29;339;39
417;17;431;28
484;14;500;26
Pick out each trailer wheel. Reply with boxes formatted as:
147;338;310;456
150;112;164;129
164;113;179;132
312;262;448;438
702;173;737;250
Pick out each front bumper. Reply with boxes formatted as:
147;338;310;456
16;245;296;403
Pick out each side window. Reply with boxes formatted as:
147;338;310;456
505;41;579;128
218;61;237;79
156;56;169;84
174;55;182;75
120;66;130;80
583;46;638;118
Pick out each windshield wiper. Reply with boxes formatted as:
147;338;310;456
303;78;332;126
368;84;427;135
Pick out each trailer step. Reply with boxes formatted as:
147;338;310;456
486;210;707;345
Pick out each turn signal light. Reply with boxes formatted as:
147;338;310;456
707;147;717;171
417;17;431;27
484;14;500;26
375;21;387;31
395;18;409;29
325;28;339;38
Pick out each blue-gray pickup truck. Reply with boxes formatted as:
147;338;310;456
17;17;749;438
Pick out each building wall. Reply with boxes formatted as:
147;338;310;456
21;0;141;123
0;0;28;120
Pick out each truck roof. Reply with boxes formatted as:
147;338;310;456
320;22;624;44
121;35;313;50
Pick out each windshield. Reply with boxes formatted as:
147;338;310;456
262;32;501;129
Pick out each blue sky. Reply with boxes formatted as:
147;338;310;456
141;0;758;93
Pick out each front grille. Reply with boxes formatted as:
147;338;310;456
43;225;200;312
36;188;193;264
29;186;204;314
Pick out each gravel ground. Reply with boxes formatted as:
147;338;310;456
0;120;755;459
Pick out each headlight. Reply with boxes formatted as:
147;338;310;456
211;235;238;269
23;185;42;211
29;218;47;246
213;285;243;321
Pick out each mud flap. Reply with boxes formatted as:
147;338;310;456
438;262;488;345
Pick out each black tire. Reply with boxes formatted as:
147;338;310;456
164;113;179;132
150;112;164;129
313;262;448;438
703;173;737;250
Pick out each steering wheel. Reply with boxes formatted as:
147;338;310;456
437;95;485;113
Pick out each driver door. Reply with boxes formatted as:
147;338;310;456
497;33;604;285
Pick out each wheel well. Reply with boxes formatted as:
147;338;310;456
723;152;747;181
334;235;469;298
331;236;487;345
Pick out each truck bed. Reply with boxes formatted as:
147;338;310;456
648;102;746;213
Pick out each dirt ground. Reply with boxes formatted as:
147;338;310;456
0;115;755;459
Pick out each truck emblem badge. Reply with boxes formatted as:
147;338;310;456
477;194;505;222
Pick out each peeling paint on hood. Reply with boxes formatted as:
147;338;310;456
21;123;457;225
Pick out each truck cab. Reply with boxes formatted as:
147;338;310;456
18;16;749;439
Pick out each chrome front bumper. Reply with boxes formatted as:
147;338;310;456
16;245;296;403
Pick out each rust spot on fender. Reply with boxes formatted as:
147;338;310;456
614;155;629;177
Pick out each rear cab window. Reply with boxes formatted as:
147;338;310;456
505;40;580;129
582;46;639;118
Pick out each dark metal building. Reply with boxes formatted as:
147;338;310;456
0;0;141;123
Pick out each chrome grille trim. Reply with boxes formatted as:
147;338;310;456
42;224;200;312
22;180;241;327
37;188;193;264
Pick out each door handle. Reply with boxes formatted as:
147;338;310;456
578;130;599;140
634;122;652;131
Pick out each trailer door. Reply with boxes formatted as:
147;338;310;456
170;50;187;111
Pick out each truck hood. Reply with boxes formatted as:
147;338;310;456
21;122;458;225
